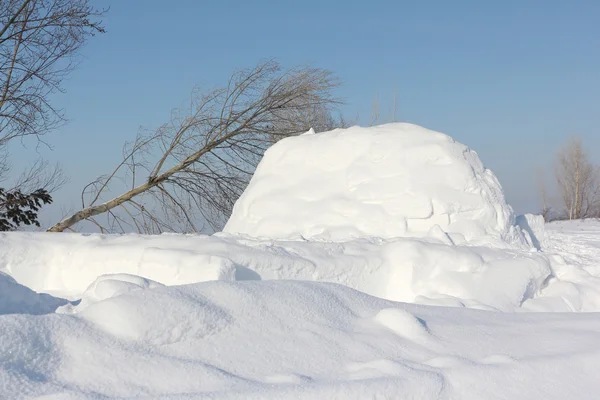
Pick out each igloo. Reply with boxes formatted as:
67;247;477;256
224;123;526;246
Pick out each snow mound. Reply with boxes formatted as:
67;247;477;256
79;282;231;345
0;271;66;315
225;123;525;246
57;273;164;313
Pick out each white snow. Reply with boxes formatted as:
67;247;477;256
224;123;528;247
57;273;164;314
1;280;600;399
0;232;236;297
516;213;547;249
0;271;66;315
373;307;432;344
3;124;600;398
525;219;600;311
0;230;553;311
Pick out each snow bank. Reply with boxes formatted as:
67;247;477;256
0;231;553;311
0;232;236;296
225;123;526;246
1;280;600;399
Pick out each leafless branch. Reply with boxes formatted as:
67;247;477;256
49;61;341;233
0;0;105;145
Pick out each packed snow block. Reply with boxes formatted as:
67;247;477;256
224;123;527;246
516;214;547;250
379;239;551;311
0;232;236;295
215;234;553;311
0;230;554;311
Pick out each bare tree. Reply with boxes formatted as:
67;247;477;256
0;0;105;145
368;91;403;126
555;137;600;220
0;0;104;228
392;88;398;122
370;93;380;126
48;61;340;233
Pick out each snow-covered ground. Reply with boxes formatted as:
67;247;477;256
2;124;600;399
3;278;600;399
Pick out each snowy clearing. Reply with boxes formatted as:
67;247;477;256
2;124;600;399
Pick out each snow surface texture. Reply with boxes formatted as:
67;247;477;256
0;232;236;298
532;219;600;311
1;222;599;311
2;280;600;399
57;273;164;314
225;123;527;247
0;271;66;315
0;231;553;311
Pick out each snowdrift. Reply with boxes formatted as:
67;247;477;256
225;123;527;247
1;280;600;399
0;232;236;297
0;231;554;311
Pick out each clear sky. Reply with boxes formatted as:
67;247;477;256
17;0;600;227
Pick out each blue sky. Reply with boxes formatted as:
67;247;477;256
17;0;600;226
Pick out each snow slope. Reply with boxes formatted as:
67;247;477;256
2;280;600;400
225;123;527;247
